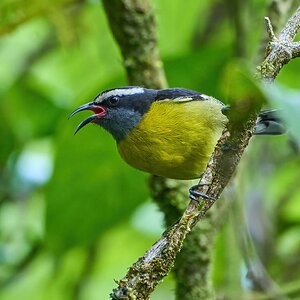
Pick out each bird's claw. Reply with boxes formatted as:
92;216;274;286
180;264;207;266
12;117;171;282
189;184;216;202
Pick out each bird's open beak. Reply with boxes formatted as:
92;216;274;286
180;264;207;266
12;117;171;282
69;102;107;134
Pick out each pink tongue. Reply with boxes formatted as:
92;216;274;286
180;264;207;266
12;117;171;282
91;106;106;117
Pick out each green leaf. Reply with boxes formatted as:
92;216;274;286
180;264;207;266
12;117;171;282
164;46;231;99
220;61;265;106
45;116;148;254
0;107;16;165
262;84;300;147
2;84;64;142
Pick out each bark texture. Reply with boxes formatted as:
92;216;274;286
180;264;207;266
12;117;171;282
102;0;166;88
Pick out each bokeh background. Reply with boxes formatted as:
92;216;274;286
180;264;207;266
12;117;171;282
1;0;300;299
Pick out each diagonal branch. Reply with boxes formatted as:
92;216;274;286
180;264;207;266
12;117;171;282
258;6;300;81
105;3;300;299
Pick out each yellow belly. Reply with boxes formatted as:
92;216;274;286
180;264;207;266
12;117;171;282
117;100;227;180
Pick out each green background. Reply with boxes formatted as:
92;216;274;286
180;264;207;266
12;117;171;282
1;0;300;299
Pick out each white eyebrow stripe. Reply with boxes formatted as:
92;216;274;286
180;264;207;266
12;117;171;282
96;88;145;103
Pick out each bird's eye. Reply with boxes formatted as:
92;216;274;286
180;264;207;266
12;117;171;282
108;96;119;107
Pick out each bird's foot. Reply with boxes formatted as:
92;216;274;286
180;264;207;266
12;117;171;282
189;184;216;202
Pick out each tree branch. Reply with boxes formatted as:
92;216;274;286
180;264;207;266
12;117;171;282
105;3;300;299
256;0;297;62
102;0;167;89
258;6;300;81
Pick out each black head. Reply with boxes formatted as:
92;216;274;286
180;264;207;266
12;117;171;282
69;87;157;141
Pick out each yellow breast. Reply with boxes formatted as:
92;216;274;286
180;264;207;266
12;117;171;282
117;99;227;180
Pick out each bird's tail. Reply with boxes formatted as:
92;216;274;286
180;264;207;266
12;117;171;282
254;109;286;135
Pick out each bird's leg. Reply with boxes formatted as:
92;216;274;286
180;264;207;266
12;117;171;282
189;183;215;202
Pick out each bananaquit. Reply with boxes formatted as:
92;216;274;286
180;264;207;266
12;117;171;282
70;87;283;199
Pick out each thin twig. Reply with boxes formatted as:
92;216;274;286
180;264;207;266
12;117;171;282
265;17;277;41
279;5;300;41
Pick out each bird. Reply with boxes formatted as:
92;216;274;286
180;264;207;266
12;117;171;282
69;86;284;200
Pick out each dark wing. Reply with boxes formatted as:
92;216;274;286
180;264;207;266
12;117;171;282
155;88;210;102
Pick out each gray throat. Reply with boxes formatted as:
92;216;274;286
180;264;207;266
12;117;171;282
99;108;143;142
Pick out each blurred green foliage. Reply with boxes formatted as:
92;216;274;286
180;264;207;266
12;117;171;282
0;0;300;299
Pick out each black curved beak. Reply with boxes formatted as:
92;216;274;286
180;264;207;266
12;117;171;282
69;102;107;134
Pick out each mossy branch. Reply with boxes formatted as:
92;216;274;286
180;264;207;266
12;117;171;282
103;1;300;299
102;0;167;89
